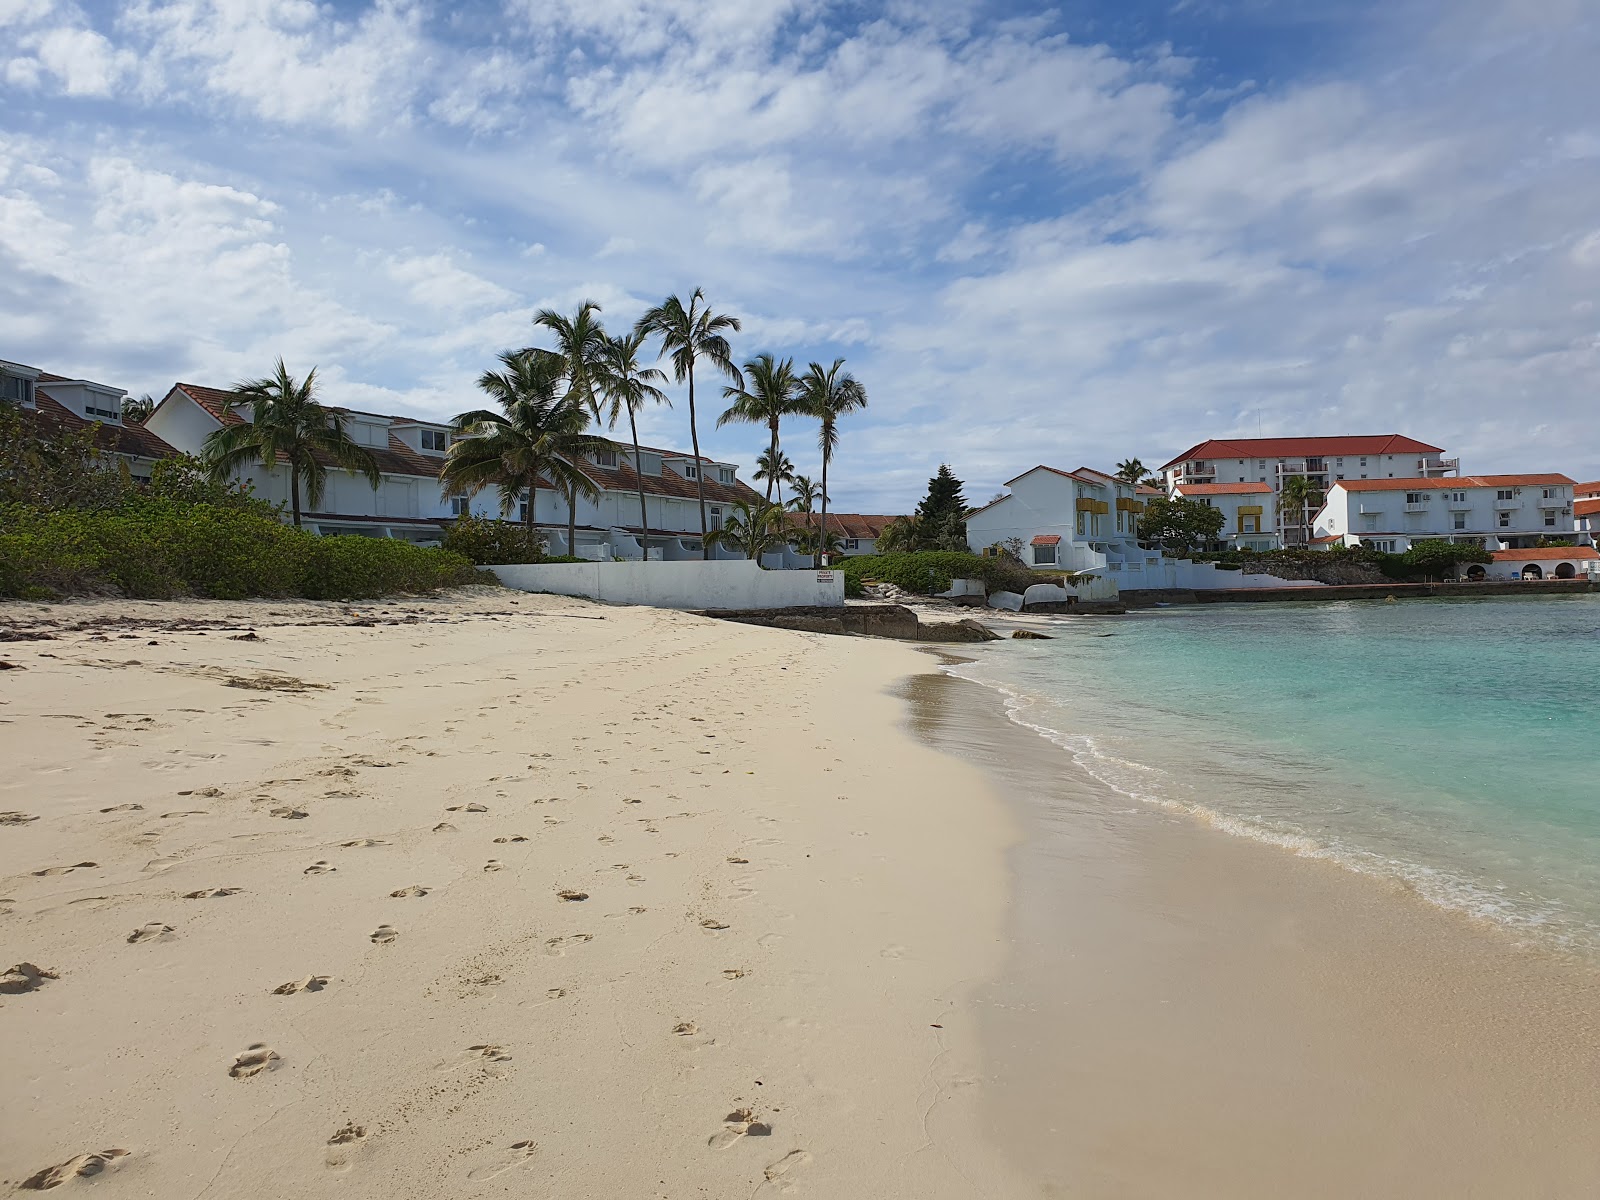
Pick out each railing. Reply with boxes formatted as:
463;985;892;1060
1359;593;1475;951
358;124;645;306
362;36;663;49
1493;499;1520;511
1404;501;1429;513
1446;497;1472;509
1537;496;1568;509
1421;457;1460;474
1358;503;1385;515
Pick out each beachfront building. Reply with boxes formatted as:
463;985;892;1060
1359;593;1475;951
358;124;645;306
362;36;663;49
1160;435;1458;544
3;358;179;480
965;465;1167;578
1170;482;1279;551
1487;547;1600;580
783;512;898;557
146;381;763;556
1309;475;1590;553
1575;481;1600;542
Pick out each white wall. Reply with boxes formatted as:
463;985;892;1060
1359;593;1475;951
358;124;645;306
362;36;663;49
490;560;846;609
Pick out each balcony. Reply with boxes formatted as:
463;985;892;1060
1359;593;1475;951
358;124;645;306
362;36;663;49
1493;499;1520;511
1420;457;1460;475
1537;496;1568;509
1404;501;1429;513
1358;503;1385;515
1446;497;1472;510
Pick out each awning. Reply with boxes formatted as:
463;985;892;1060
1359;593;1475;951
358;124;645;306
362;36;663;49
1031;534;1062;545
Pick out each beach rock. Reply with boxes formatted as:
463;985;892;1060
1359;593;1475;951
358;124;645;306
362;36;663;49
986;591;1024;612
1012;629;1053;639
916;619;1002;643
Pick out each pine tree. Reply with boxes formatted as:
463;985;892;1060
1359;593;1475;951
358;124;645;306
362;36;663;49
912;465;969;551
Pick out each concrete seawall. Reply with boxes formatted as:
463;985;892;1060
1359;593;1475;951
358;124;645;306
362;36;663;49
1171;579;1596;604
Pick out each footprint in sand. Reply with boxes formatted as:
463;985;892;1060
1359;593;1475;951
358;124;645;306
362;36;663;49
464;1141;538;1181
2;962;59;994
673;1022;698;1036
370;924;398;944
492;835;528;844
99;803;143;813
31;862;97;877
160;810;208;818
327;1123;366;1145
764;1149;812;1185
700;919;730;931
432;822;457;833
708;1107;773;1149
723;968;748;980
628;906;647;914
389;885;430;898
19;1149;130;1189
1;811;40;824
556;889;588;902
543;934;592;956
182;886;243;900
341;838;388;847
269;807;309;820
483;859;504;872
273;974;329;994
726;856;750;865
437;1044;513;1075
229;1043;281;1078
303;861;336;875
126;923;174;944
445;803;488;813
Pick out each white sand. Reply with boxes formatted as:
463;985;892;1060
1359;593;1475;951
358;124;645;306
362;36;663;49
0;592;1021;1197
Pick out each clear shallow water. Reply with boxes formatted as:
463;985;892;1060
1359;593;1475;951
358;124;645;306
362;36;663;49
951;595;1600;950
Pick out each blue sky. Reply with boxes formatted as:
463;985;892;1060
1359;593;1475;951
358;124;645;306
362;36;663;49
3;0;1597;511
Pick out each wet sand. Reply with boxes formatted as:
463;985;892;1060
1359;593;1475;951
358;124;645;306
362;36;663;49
905;668;1600;1198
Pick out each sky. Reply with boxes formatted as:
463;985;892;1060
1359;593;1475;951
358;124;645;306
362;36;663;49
3;0;1597;512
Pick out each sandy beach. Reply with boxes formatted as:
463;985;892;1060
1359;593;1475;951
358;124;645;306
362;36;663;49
0;591;1022;1197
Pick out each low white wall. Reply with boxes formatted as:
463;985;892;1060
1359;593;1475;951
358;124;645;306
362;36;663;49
1112;559;1325;591
490;559;845;610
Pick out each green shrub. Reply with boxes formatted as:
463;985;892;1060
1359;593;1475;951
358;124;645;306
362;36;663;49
0;503;482;601
440;514;548;565
841;551;1047;596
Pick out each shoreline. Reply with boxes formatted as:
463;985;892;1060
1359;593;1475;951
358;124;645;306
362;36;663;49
905;666;1600;1196
0;593;1026;1197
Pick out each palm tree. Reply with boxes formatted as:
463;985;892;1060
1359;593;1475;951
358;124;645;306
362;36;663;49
533;299;609;416
122;394;155;423
442;350;610;553
706;499;787;561
1114;458;1146;487
1278;474;1324;544
203;358;380;528
753;447;794;499
796;358;867;566
594;332;669;559
717;353;800;503
634;288;742;560
789;474;823;519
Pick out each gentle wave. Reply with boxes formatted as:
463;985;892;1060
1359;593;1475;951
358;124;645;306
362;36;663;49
944;660;1596;953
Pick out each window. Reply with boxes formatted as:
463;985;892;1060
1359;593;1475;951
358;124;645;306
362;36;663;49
1405;492;1424;504
1242;516;1259;533
1498;512;1511;528
683;464;698;480
709;506;722;531
421;429;449;452
1497;489;1515;501
1335;474;1344;481
0;375;33;403
1335;458;1344;467
718;467;735;485
844;538;859;551
1450;491;1466;503
1543;487;1559;499
1034;542;1057;565
1256;460;1266;471
85;403;121;420
1545;514;1557;527
449;495;470;516
595;448;617;468
1453;512;1466;530
1076;512;1087;535
1368;539;1396;553
1359;457;1368;467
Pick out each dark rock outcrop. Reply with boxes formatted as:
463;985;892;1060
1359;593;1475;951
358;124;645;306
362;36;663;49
707;604;1000;642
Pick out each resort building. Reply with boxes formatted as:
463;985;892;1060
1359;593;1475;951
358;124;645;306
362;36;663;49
1575;482;1600;542
1160;435;1457;544
1487;547;1600;581
1170;482;1279;551
145;381;761;557
965;465;1167;578
782;513;898;556
2;358;179;480
1309;475;1590;553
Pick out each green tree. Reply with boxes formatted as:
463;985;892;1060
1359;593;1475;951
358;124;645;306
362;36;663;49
202;358;380;528
796;358;867;566
533;300;610;416
594;331;670;559
442;350;609;552
1114;458;1146;487
1401;538;1493;580
635;288;743;559
752;447;794;497
1137;496;1225;555
1278;474;1324;542
912;464;969;551
874;515;921;554
122;394;155;423
717;354;802;503
706;499;787;561
788;474;824;518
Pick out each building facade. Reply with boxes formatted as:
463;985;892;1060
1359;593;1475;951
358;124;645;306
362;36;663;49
1161;435;1458;544
145;381;762;557
1170;481;1278;551
782;512;899;556
965;465;1166;576
1310;475;1588;553
3;358;179;480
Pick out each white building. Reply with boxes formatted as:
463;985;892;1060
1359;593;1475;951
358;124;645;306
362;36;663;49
782;512;899;557
965;465;1166;576
1169;482;1278;551
1310;474;1588;554
3;359;178;480
146;381;763;557
1161;435;1457;544
1575;481;1600;542
1487;547;1600;580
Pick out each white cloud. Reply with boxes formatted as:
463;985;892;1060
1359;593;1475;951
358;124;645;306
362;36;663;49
385;252;517;314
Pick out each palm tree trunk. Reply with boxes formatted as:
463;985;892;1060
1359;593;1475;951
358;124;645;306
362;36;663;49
524;477;537;555
765;418;779;503
566;480;578;560
818;440;830;569
290;463;302;528
688;363;709;560
629;411;649;562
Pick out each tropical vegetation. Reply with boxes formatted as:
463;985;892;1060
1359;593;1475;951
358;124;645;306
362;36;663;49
795;358;868;565
718;354;801;503
1137;495;1226;554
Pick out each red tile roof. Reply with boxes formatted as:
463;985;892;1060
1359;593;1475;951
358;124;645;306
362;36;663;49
1160;434;1444;471
782;512;899;539
1574;481;1600;498
31;391;179;462
1491;547;1599;562
1031;534;1062;545
1334;474;1572;492
1309;533;1344;544
1174;482;1273;496
1575;498;1600;518
1135;484;1163;495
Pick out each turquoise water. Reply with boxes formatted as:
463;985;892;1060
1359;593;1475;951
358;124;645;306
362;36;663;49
951;595;1600;950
